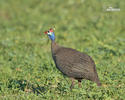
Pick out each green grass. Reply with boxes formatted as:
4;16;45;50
0;0;125;99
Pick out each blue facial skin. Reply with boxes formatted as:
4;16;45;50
48;32;55;41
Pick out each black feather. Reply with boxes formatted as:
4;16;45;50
50;41;101;87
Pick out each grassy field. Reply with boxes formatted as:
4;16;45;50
0;0;125;99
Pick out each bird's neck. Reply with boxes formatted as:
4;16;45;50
51;41;60;54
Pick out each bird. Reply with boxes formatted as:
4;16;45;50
44;28;101;89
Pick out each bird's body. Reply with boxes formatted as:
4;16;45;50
44;28;101;89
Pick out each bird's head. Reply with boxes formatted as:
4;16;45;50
44;28;55;41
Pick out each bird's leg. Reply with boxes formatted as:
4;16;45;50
70;78;75;90
78;80;82;88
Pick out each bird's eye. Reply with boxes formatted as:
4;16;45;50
47;31;52;35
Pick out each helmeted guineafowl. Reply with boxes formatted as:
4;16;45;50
44;28;101;89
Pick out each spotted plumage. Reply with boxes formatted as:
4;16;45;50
44;28;101;89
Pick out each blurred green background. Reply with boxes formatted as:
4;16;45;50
0;0;125;99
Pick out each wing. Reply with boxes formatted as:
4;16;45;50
52;47;96;78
